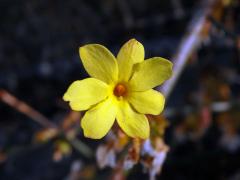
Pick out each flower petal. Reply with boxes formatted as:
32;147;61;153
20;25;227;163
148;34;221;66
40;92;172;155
81;98;118;139
129;57;173;91
79;44;118;83
129;89;165;115
116;100;149;139
117;39;144;81
63;78;109;111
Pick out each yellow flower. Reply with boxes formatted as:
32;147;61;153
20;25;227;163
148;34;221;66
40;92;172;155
63;39;173;139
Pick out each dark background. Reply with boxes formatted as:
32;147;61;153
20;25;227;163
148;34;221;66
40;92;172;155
1;0;240;179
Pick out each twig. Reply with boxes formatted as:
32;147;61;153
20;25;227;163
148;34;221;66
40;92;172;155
0;89;56;128
67;138;93;158
0;89;93;158
159;0;217;100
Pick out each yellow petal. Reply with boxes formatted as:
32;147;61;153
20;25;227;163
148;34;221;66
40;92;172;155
81;98;117;139
129;57;173;91
63;78;108;111
116;100;149;139
117;39;144;81
79;44;118;83
129;89;165;115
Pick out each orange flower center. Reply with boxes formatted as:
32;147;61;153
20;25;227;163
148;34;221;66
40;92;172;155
114;83;127;97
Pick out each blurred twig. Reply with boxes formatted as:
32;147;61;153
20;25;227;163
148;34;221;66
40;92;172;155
68;138;93;158
0;89;93;158
0;89;56;128
159;0;217;100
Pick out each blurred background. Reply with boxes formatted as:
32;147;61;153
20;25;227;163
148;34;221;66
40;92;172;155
0;0;240;179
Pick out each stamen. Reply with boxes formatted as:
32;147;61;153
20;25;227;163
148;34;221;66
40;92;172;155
114;83;127;97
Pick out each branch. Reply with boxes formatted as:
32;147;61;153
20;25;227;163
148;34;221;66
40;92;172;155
0;89;93;158
0;89;56;128
159;0;218;100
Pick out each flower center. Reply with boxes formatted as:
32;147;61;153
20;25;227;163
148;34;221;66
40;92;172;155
114;83;127;97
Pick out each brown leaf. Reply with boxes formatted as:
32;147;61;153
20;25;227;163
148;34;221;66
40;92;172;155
34;128;59;143
61;111;81;131
147;114;169;137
